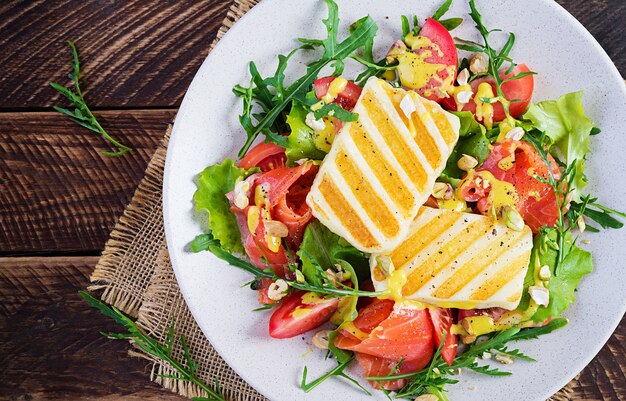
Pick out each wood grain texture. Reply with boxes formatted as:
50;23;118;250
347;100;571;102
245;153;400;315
0;110;175;255
0;257;623;401
0;257;185;401
0;0;231;110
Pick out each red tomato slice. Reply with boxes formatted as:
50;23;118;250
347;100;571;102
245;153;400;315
428;307;458;365
269;291;339;339
239;142;286;172
415;18;458;102
466;139;561;233
313;76;363;111
442;64;534;121
355;352;432;391
338;306;434;361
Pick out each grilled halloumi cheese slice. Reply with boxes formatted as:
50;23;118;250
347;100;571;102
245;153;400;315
306;77;460;253
370;207;533;310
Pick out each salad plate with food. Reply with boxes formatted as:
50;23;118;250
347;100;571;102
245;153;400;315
163;0;626;400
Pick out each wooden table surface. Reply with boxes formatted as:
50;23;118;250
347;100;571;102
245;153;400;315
0;1;624;400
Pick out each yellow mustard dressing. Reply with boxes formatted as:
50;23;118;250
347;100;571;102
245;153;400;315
497;116;517;141
474;82;495;129
247;206;260;234
313;117;336;153
477;170;519;212
322;77;348;103
302;292;330;305
340;321;369;341
453;84;472;110
396;36;455;97
292;307;313;319
386;269;407;304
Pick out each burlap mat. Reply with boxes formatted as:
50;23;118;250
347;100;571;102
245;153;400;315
88;0;577;399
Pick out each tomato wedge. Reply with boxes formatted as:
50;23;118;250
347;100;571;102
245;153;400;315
269;291;339;339
428;307;458;365
239;142;286;172
397;18;458;101
313;76;362;111
442;64;534;121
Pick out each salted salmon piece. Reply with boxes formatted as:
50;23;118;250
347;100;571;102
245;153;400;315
306;77;460;253
340;306;434;361
370;207;533;310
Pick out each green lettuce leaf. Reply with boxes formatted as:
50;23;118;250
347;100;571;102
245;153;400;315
523;91;595;201
298;221;369;326
193;159;257;253
530;231;593;322
298;220;369;286
285;101;327;164
440;111;491;181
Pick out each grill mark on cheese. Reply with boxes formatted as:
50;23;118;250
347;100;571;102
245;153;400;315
390;212;460;268
507;291;522;302
470;252;531;300
348;123;414;216
382;86;443;169
432;230;526;298
402;217;496;296
360;91;428;192
309;199;330;221
422;101;457;145
334;151;400;238
317;175;379;248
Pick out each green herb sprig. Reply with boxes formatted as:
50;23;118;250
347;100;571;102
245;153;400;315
79;291;226;401
368;319;567;400
301;355;371;395
190;233;383;299
50;41;132;156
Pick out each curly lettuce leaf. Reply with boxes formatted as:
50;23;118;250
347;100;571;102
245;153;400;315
298;220;369;286
285;101;327;164
523;91;594;202
529;231;593;322
440;111;490;182
298;221;369;326
193;159;257;253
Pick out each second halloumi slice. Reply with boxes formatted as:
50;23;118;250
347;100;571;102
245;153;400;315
306;77;460;253
370;207;533;310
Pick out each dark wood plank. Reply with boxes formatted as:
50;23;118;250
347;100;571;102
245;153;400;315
0;110;175;255
0;256;185;401
0;257;623;400
0;0;623;111
0;0;231;110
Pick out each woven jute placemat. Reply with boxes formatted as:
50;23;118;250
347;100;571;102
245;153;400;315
88;0;576;399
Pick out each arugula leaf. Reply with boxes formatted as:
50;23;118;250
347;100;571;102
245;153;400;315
432;0;452;21
523;91;594;202
193;160;257;253
301;355;371;395
285;101;328;164
439;18;463;31
236;0;377;157
313;103;359;122
440;111;490;180
298;220;369;286
531;231;593;322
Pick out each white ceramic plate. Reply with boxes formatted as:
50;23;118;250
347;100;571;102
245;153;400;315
163;1;626;400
